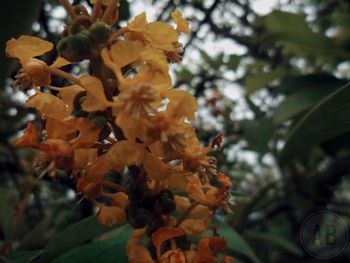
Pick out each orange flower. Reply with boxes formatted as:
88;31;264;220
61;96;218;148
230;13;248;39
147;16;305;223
127;228;155;263
97;205;126;226
6;35;69;90
151;226;185;262
15;122;40;148
171;11;191;35
186;173;233;214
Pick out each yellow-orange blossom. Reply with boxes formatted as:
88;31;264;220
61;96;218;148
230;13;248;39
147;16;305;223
7;0;234;262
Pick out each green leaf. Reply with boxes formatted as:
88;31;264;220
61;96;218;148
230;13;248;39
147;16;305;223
198;49;224;70
273;74;346;95
245;69;287;94
0;0;41;86
176;68;194;83
34;215;119;263
279;81;350;165
18;217;52;250
5;250;42;263
213;219;261;263
0;188;14;242
241;118;273;154
226;55;241;71
244;231;303;256
273;86;336;125
51;225;131;263
263;11;350;59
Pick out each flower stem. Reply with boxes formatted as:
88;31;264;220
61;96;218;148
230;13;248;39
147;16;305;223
175;202;199;227
101;0;119;24
60;0;77;20
108;27;128;44
92;0;102;22
49;67;81;86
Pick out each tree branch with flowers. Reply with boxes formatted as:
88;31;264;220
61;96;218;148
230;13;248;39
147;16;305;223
5;0;235;262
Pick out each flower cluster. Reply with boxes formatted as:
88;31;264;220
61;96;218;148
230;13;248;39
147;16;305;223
7;0;234;262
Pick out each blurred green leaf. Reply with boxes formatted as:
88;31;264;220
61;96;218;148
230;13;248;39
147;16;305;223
34;215;120;263
241;118;273;154
176;68;194;83
6;250;42;263
245;231;303;256
273;86;336;125
51;225;131;263
263;11;350;59
0;188;14;243
214;219;261;263
279;81;350;165
18;217;52;250
273;74;346;95
226;55;241;71
245;69;287;94
0;0;41;86
199;49;224;70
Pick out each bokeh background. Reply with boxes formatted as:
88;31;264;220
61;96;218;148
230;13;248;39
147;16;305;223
1;0;350;262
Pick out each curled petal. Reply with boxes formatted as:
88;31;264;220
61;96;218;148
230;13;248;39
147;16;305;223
50;57;71;68
194;237;216;263
15;122;40;148
161;249;186;263
97;206;126;226
171;11;190;35
186;182;217;206
110;192;128;209
127;12;147;32
217;173;232;188
151;226;185;262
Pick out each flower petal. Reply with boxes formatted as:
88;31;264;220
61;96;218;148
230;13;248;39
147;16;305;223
143;153;170;181
171;11;190;35
97;206;126;226
151;226;185;262
26;92;70;119
106;140;147;166
6;35;53;64
166;89;197;120
15;122;39;148
50;57;71;68
81;76;113;112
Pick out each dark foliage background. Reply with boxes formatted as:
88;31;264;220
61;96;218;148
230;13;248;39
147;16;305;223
1;0;350;262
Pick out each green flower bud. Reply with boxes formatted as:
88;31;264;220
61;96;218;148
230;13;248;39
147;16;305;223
127;207;151;229
89;21;111;45
154;197;175;215
57;30;92;62
128;186;148;204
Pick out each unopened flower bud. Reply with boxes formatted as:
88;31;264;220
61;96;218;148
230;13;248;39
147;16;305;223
57;30;92;62
154;197;175;215
90;21;111;45
127;206;151;229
